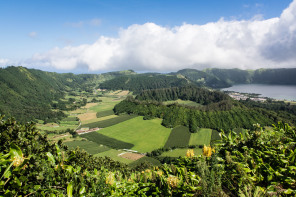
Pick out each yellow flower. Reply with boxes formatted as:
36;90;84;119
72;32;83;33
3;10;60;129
186;149;194;157
203;145;213;157
12;156;24;167
156;170;163;176
167;176;179;188
106;172;115;185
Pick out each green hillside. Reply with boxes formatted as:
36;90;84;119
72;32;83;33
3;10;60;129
172;68;296;88
0;66;134;122
99;73;189;93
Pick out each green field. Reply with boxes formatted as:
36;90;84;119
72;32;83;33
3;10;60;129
37;123;77;131
89;97;122;112
210;130;221;144
164;126;191;148
64;140;110;155
82;115;118;124
99;117;171;153
189;128;212;146
81;114;137;128
94;149;134;164
81;132;134;149
160;148;203;158
163;99;201;107
96;110;114;118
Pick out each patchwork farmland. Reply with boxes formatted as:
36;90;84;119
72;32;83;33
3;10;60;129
41;90;220;165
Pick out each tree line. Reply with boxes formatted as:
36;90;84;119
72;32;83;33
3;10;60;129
136;86;230;105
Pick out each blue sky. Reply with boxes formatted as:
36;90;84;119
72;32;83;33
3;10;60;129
0;0;295;73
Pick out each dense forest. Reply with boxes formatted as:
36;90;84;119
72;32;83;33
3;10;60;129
136;86;230;104
99;74;189;93
114;87;296;132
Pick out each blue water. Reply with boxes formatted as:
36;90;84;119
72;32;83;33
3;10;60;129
221;84;296;101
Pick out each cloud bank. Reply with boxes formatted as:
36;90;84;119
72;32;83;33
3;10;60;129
27;0;296;71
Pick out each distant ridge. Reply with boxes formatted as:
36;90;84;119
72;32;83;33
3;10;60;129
1;66;296;121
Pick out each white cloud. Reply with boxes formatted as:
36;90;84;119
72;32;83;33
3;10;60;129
89;18;101;26
28;0;296;72
28;31;37;38
0;58;9;66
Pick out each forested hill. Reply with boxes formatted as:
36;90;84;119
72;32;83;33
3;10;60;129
173;68;296;88
0;66;133;122
136;86;230;105
0;66;86;122
99;73;189;93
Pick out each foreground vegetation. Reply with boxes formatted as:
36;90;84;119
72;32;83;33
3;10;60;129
1;115;295;196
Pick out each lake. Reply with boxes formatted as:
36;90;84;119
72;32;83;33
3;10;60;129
221;84;296;101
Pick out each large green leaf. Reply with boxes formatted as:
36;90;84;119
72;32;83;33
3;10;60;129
9;143;23;158
67;182;73;197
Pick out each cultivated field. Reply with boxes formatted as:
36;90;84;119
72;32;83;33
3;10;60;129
189;128;212;146
43;89;219;165
94;149;134;164
81;131;134;149
81;114;137;129
65;140;110;155
89;97;122;112
82;115;117;125
78;112;97;122
96;110;114;118
164;126;191;148
99;117;172;153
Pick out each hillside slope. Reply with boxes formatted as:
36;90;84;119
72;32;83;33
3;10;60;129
99;73;190;93
173;68;296;88
0;66;136;122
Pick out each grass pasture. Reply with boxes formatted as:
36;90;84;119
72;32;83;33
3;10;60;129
210;130;221;144
89;97;122;112
82;115;117;124
64;140;110;155
82;114;137;129
99;117;171;153
83;103;98;109
164;126;191;148
189;128;212;146
78;112;97;122
94;149;134;164
81;131;134;149
37;122;77;131
96;110;114;118
164;99;201;107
